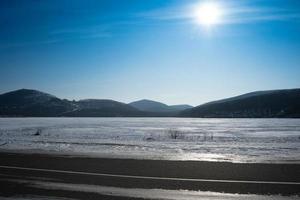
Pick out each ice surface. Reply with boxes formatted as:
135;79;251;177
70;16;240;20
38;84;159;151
0;118;299;163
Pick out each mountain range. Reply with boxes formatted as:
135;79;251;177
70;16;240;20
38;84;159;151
0;88;299;117
0;89;191;117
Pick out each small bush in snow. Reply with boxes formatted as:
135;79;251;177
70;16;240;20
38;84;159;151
167;129;185;140
34;129;42;136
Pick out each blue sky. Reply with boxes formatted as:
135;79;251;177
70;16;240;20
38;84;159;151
0;0;300;105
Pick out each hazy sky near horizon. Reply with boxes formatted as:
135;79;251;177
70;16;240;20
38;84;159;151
0;0;300;105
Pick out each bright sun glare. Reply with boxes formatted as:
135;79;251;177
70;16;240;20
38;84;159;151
194;2;223;27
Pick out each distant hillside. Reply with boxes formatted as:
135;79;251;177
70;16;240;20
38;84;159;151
181;89;300;118
63;99;143;117
0;89;74;117
129;99;193;113
129;99;171;112
169;104;193;111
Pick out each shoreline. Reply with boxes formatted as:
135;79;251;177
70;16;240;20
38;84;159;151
1;149;300;164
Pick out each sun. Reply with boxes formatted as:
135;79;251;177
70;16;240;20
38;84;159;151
194;2;223;27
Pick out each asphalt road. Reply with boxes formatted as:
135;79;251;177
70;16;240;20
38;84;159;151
0;152;299;199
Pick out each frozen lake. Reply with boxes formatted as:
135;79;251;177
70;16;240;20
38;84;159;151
0;118;299;163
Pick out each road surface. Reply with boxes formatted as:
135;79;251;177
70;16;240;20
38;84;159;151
0;152;299;199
